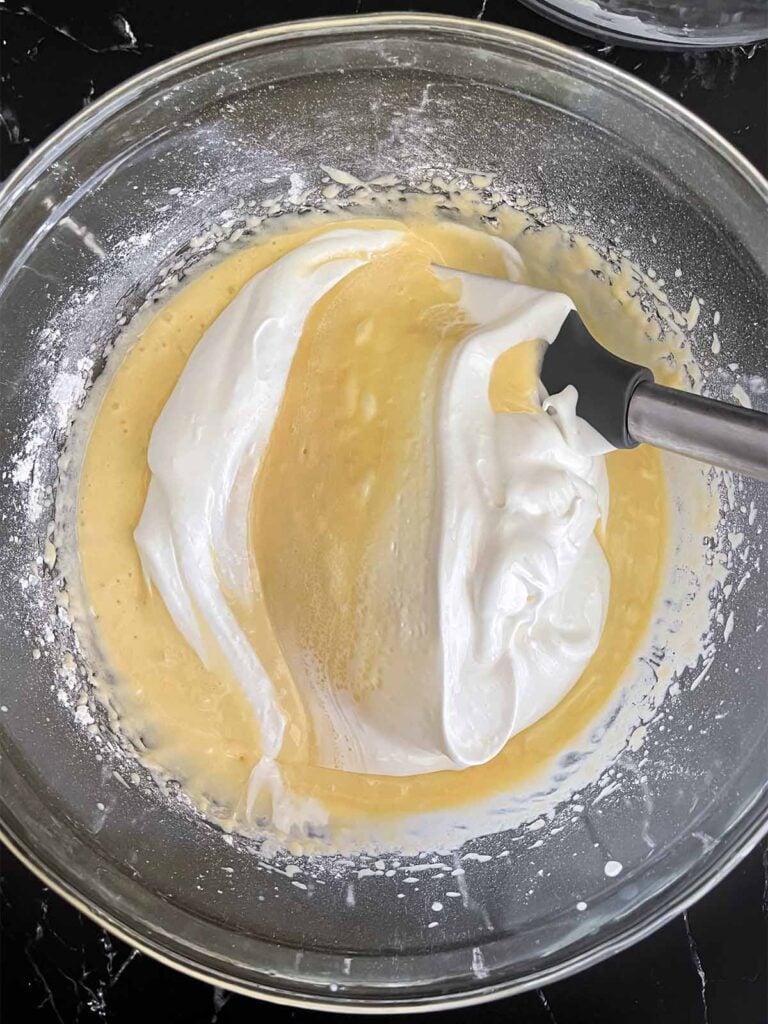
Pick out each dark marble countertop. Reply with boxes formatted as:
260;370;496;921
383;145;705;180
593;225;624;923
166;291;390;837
1;2;766;1022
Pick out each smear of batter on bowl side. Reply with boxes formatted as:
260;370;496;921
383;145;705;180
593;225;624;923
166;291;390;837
76;215;668;846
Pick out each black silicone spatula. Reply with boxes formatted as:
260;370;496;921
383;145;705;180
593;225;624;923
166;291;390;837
541;310;768;482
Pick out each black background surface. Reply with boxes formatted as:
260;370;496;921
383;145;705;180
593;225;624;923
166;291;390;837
1;2;766;1021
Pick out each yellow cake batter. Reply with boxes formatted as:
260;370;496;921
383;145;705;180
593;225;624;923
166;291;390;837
77;216;667;833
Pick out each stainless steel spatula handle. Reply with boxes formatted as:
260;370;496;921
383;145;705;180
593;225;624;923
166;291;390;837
627;382;768;481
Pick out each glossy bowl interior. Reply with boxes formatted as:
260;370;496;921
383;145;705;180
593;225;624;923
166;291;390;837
1;15;767;1012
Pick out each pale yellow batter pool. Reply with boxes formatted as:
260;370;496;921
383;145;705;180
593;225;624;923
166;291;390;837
77;215;668;835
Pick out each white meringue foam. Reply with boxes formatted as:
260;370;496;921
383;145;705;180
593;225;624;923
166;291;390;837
435;270;610;768
134;228;403;789
135;227;611;810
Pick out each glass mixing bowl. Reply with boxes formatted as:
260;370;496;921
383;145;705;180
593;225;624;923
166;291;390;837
0;14;766;1012
519;0;768;47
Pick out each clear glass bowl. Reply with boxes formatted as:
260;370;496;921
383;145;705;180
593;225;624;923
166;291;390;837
0;14;766;1011
519;0;768;47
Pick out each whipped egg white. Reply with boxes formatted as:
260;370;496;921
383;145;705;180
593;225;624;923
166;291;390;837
133;226;611;802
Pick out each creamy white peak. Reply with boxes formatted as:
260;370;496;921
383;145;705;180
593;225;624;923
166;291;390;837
435;269;610;769
135;228;610;801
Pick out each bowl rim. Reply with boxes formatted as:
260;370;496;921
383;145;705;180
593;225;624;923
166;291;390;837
2;13;767;218
1;12;767;1013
